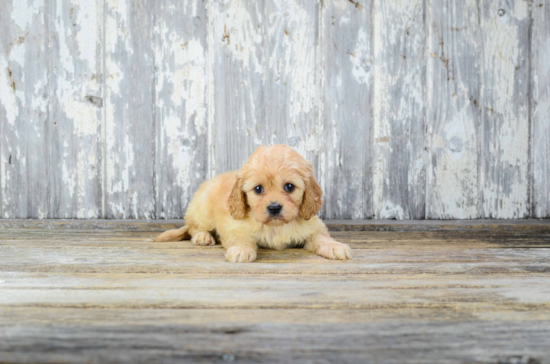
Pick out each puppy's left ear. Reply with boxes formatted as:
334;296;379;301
300;175;323;220
227;176;247;219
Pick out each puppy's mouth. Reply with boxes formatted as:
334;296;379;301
264;216;288;226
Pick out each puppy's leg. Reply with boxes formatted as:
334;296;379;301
190;228;216;246
222;237;258;263
304;234;353;261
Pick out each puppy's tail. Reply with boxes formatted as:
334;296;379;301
153;225;191;242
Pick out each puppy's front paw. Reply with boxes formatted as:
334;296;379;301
192;232;216;246
225;246;257;263
315;240;353;260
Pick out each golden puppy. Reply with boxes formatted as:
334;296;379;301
154;145;352;263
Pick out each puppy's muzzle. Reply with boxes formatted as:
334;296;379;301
267;203;283;216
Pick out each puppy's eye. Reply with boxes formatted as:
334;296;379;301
284;183;295;193
254;185;264;194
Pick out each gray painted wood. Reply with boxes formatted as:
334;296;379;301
480;0;530;219
104;0;156;219
50;0;103;218
154;0;209;219
426;0;481;219
0;0;50;218
532;0;550;218
263;0;321;183
0;0;549;219
210;0;266;175
322;0;373;219
372;0;426;219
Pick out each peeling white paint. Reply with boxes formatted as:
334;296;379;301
11;0;42;30
1;0;547;219
0;57;18;125
350;28;369;85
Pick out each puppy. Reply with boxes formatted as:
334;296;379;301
154;145;352;263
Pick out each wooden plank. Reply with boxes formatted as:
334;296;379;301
104;0;156;218
0;219;549;232
0;0;50;218
322;0;373;219
3;307;550;326
372;0;426;219
1;272;550;309
480;0;530;218
209;0;322;178
1;224;550;363
263;0;321;186
532;0;550;217
154;0;209;219
1;226;549;275
426;0;481;219
0;319;548;364
0;318;549;364
209;1;265;175
49;0;103;218
2;230;548;248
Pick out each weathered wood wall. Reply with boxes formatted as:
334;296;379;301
0;0;548;220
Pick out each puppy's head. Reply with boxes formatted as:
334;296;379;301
227;145;322;226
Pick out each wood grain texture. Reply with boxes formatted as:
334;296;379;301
322;0;373;219
480;0;530;218
50;0;103;218
0;220;549;363
373;0;426;219
104;0;156;218
0;0;50;218
154;0;208;219
209;0;265;174
426;0;481;219
532;0;550;217
0;0;549;219
263;0;321;180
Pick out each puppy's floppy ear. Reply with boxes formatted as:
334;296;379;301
300;175;323;220
227;176;247;219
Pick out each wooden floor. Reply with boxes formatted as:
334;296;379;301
1;220;549;364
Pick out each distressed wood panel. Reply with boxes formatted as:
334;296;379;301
50;0;103;218
480;0;530;218
1;221;550;363
263;0;321;178
209;0;321;176
104;0;156;218
0;0;50;218
372;0;426;219
0;0;548;220
322;0;373;219
532;0;550;217
209;0;265;175
426;0;481;219
154;0;208;219
1;318;549;364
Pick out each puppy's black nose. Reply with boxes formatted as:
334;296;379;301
267;203;283;216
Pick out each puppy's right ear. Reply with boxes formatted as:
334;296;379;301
227;176;247;219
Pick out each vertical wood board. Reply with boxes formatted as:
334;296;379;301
323;0;373;219
209;0;266;175
426;0;481;219
532;0;550;217
154;0;209;219
0;0;50;218
49;0;103;218
373;0;426;219
480;0;530;218
104;0;156;218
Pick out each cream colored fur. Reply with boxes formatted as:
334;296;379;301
154;145;352;263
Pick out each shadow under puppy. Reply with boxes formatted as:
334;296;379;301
154;145;352;263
